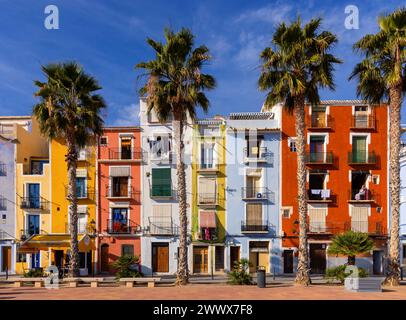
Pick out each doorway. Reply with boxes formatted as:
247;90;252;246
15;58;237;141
193;246;208;273
1;246;11;272
249;241;269;273
309;243;326;274
373;250;383;275
54;250;64;269
100;244;109;273
283;250;294;274
152;243;169;273
230;246;240;270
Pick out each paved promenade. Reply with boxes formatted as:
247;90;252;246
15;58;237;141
1;282;406;300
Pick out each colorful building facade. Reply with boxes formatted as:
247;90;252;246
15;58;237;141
97;127;142;274
190;118;226;274
139;98;192;275
225;111;282;274
280;101;388;275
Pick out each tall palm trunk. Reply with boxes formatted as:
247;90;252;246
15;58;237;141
384;84;403;286
173;115;189;285
294;96;311;286
66;135;80;277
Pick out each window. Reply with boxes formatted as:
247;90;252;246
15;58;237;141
288;137;297;152
200;141;215;169
308;170;330;200
351;171;371;200
282;207;292;219
150;135;171;160
1;214;6;222
151;168;172;197
30;160;48;175
245;135;264;158
121;244;134;257
199;125;220;137
199;211;216;240
311;106;327;127
246;203;263;225
354;106;369;128
352;136;368;162
148;110;160;123
120;137;132;159
151;205;172;234
351;205;369;233
245;170;262;198
215;246;225;272
78;148;87;160
26;183;40;208
17;253;27;263
0;162;7;176
111;208;129;233
308;205;327;232
112;177;129;197
76;177;87;198
77;206;88;233
0;196;6;211
198;177;216;204
309;136;326;161
100;136;108;146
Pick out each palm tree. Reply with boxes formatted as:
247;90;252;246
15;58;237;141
33;62;106;277
258;17;342;285
349;7;405;286
328;231;373;265
136;28;216;285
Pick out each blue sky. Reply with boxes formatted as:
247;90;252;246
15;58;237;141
0;0;403;125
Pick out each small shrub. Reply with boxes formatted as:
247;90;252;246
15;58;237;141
325;265;368;284
112;255;143;279
227;259;253;285
24;268;44;278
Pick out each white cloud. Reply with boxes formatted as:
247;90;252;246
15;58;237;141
235;4;292;25
233;32;267;67
110;103;140;126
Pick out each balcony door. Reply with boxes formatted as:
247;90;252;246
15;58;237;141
27;183;40;208
352;136;367;162
200;141;215;169
308;171;327;200
112;177;129;197
246;203;262;227
351;205;368;233
76;177;87;198
354;106;369;128
308;205;327;232
246;135;264;158
111;208;128;233
151;168;171;197
27;214;39;236
310;136;325;162
246;175;261;198
311;106;326;127
120;137;132;159
198;177;216;204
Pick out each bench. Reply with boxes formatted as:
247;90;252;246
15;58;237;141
119;277;161;288
11;278;45;288
64;277;104;288
344;277;384;292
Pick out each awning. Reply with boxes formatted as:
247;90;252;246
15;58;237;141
110;166;130;177
18;234;95;252
199;211;216;228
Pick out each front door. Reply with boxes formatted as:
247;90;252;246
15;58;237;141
373;250;383;275
1;246;11;272
309;243;326;274
31;252;40;268
152;243;169;273
100;244;109;273
230;246;240;270
27;215;39;236
54;250;64;269
283;250;294;274
193;246;208;273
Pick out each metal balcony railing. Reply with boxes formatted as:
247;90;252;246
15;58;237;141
241;187;271;200
344;221;386;235
106;186;138;199
349;189;376;202
20;228;46;241
197;163;219;172
106;219;140;234
243;147;268;161
351;115;376;130
65;223;95;235
241;220;269;232
107;148;143;161
305;152;334;164
307;115;333;129
198;193;218;205
147;217;177;235
20;197;49;210
64;186;95;200
348;151;377;164
307;189;333;201
150;151;173;162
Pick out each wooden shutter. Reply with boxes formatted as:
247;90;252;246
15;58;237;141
351;205;368;232
246;203;262;224
308;206;327;232
152;168;171;196
199;177;216;203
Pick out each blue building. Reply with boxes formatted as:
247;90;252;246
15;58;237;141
225;110;282;274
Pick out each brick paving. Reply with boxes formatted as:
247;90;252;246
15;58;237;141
1;282;406;300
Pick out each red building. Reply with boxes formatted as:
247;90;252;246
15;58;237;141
97;127;142;274
280;101;388;275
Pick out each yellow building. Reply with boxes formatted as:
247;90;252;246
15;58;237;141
191;117;227;275
15;118;51;273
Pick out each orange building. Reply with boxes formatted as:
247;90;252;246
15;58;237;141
280;100;388;275
97;127;143;274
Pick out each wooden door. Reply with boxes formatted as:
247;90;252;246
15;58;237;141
258;252;269;272
193;246;208;273
309;244;326;274
152;243;169;273
230;246;240;270
249;252;258;273
283;250;294;274
1;246;11;272
100;244;109;272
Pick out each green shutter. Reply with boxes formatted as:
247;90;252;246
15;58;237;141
152;168;172;197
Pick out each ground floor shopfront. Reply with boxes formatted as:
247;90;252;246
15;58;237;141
0;240;16;275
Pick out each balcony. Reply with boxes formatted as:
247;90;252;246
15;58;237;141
241;220;269;233
305;152;334;165
243;147;268;163
198;193;218;206
107;148;143;161
147;216;177;235
20;229;44;241
348;189;377;203
105;219;141;235
348;151;377;165
65;186;95;200
0;124;15;136
307;115;333;130
307;221;343;234
242;187;272;201
65;222;96;235
351;115;376;130
20;197;49;211
150;151;173;163
106;186;138;199
345;221;386;235
197;163;219;174
307;189;333;203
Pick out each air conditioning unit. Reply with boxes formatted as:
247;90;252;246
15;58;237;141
256;193;263;199
194;232;202;240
